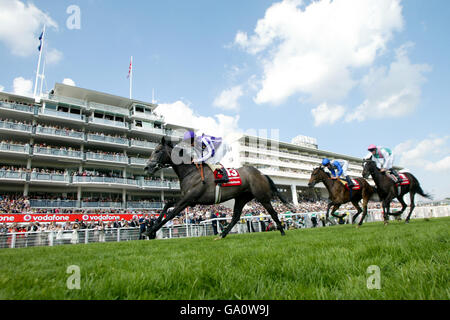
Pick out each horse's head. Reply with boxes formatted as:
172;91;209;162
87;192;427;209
308;166;327;188
144;137;174;175
362;159;377;179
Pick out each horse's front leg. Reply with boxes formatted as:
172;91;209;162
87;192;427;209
146;201;190;239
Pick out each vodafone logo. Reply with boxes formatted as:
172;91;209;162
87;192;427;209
0;215;15;222
24;214;32;222
82;215;89;221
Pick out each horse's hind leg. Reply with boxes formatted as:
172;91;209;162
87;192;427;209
260;201;285;236
405;192;416;223
395;195;408;219
219;194;253;239
351;200;363;225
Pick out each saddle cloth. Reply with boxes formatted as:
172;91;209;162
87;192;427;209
214;168;242;187
338;178;361;190
396;173;410;186
387;172;410;185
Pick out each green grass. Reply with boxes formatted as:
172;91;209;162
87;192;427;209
0;218;449;300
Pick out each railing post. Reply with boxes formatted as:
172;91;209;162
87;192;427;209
11;233;16;249
117;228;120;242
85;230;88;244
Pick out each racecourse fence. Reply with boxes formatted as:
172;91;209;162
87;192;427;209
1;206;448;249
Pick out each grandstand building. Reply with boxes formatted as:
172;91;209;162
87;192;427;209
0;83;191;210
1;83;375;210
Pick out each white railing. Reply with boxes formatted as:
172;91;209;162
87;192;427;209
0;143;30;154
85;152;128;164
86;133;128;146
33;146;83;159
0;120;32;133
1;207;448;249
29;200;78;208
0;170;27;180
89;117;128;129
36;126;84;140
0;101;36;113
30;172;70;183
129;140;158;149
40;108;84;121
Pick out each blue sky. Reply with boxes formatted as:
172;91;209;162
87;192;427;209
0;0;449;199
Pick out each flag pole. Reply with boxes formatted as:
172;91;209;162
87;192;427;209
34;25;46;98
129;56;133;100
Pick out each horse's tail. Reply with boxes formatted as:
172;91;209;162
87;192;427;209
265;175;296;210
416;183;433;200
410;174;433;200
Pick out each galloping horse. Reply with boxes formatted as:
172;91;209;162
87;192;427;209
308;166;376;226
142;137;294;239
362;160;432;225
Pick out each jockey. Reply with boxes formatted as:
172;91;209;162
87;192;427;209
322;158;354;188
183;131;229;184
365;144;401;182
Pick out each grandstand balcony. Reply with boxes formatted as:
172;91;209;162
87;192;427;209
29;199;78;208
72;176;140;189
38;108;85;123
129;157;148;167
47;94;88;109
29;172;70;185
0;119;33;136
127;201;164;209
86;133;129;147
0;170;27;182
130;124;166;136
0;142;30;156
85;152;129;164
32;146;83;161
35;126;84;142
141;180;180;190
88;116;129;130
130;110;164;123
240;145;322;165
129;139;158;151
81;201;123;208
0;101;37;115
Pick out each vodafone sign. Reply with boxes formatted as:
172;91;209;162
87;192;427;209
0;214;153;223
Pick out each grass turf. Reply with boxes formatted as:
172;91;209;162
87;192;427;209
0;217;449;300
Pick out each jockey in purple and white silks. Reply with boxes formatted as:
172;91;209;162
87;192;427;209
365;144;401;182
183;131;229;183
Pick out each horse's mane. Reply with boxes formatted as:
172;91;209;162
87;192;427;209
315;166;331;178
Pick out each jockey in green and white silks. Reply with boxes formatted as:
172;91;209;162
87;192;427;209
365;144;401;182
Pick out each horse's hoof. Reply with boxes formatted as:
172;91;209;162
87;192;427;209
214;237;222;241
355;225;360;229
405;220;410;224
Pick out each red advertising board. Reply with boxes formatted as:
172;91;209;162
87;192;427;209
0;214;158;224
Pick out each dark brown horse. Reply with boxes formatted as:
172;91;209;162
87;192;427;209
143;137;295;239
362;160;432;225
308;166;376;226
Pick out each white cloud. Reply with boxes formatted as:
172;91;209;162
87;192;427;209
13;77;33;96
154;100;241;142
235;0;404;105
213;86;244;111
0;0;58;57
346;43;431;122
62;78;76;86
394;136;450;200
311;102;346;126
394;136;450;171
46;48;63;65
0;85;4;92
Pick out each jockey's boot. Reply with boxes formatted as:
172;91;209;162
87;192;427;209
390;169;401;184
345;176;354;188
215;168;229;184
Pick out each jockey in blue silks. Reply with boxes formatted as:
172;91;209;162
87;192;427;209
322;158;354;188
183;131;229;184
